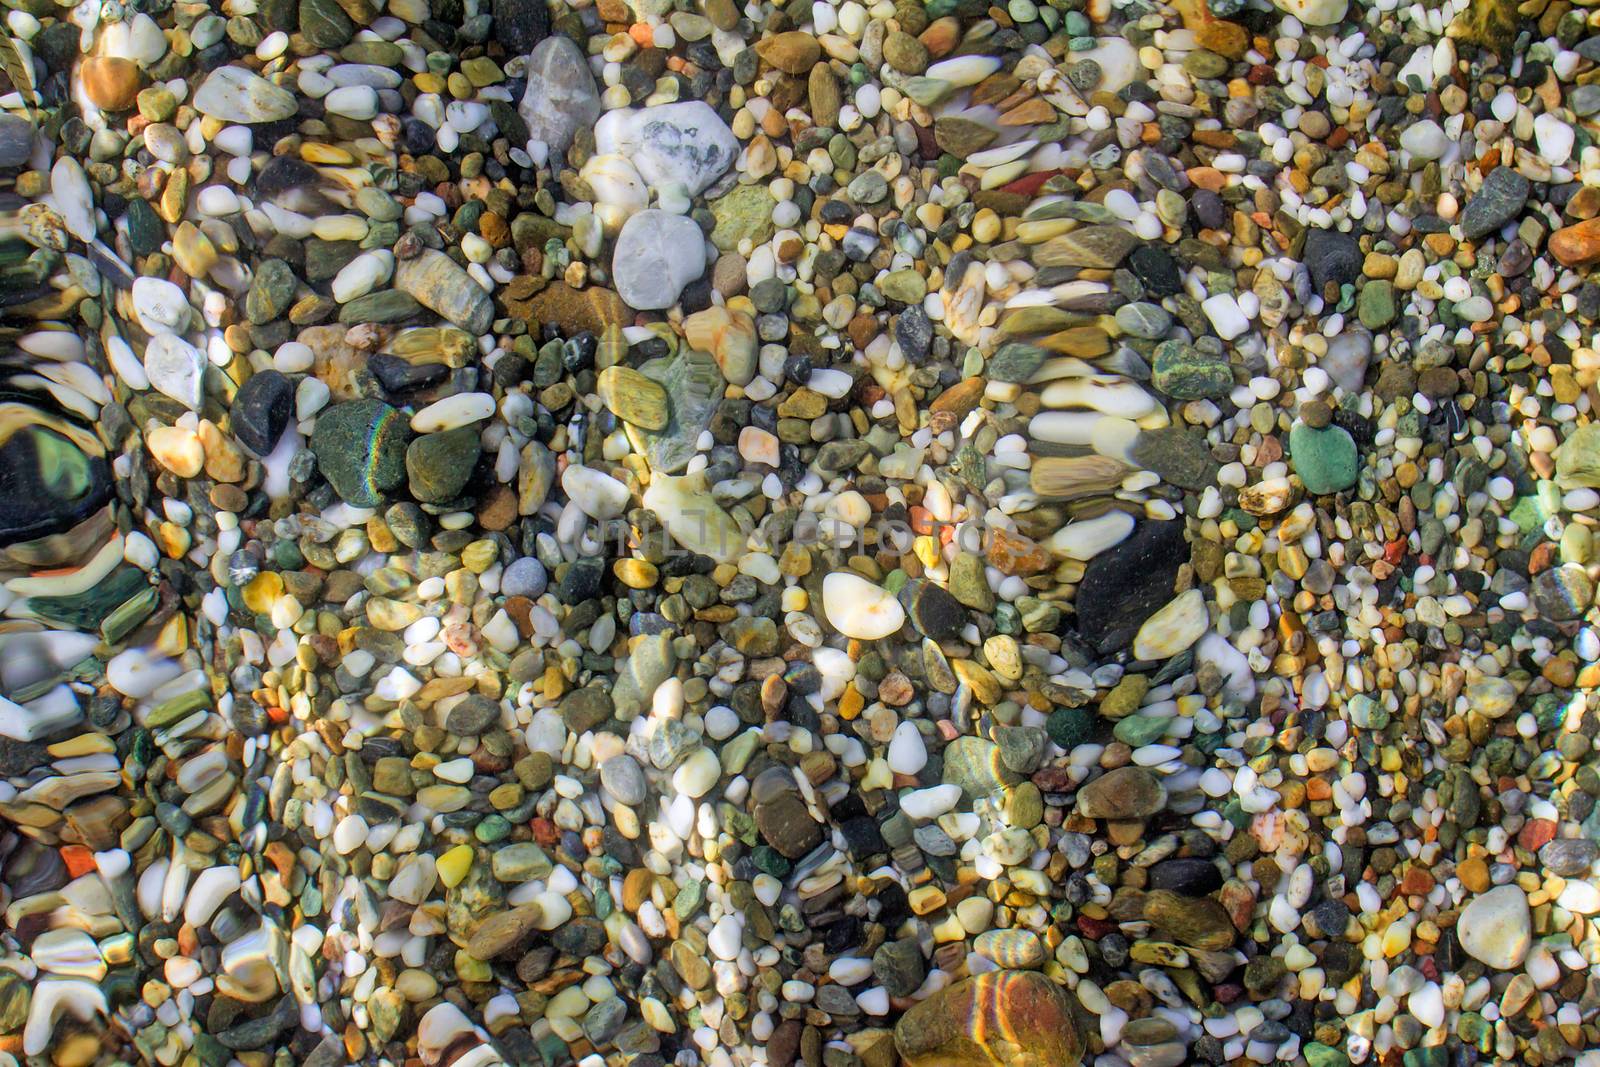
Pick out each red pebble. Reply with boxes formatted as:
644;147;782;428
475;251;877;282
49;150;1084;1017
1518;819;1557;852
1000;169;1064;197
1076;915;1117;940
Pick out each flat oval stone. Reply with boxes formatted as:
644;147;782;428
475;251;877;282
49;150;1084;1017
894;970;1083;1067
1076;765;1165;820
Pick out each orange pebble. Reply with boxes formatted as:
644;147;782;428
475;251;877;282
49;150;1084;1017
60;845;97;879
628;22;654;46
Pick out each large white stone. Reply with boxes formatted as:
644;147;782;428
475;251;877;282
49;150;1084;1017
132;277;191;335
822;572;905;640
1458;884;1531;970
594;101;739;196
193;66;298;123
611;209;706;311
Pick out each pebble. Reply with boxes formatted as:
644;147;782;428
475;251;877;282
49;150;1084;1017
8;1;1600;1066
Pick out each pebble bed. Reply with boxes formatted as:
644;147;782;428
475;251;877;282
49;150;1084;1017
2;0;1600;1064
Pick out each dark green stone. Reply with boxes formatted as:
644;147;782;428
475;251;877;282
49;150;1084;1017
406;426;481;504
309;399;411;507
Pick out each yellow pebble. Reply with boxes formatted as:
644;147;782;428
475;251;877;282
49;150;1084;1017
242;572;284;614
437;844;474;888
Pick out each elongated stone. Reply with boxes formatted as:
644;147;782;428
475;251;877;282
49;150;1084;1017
192;66;298;123
393;250;493;334
1034;224;1139;268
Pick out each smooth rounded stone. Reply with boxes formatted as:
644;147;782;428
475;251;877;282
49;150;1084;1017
673;747;721;796
1556;424;1600;489
1144;890;1236;950
594;102;740;196
490;842;552;883
1132;589;1207;662
684;305;757;385
822;571;905;639
1458;885;1532;970
230;370;294;455
246;259;298;324
1301;227;1362;291
394;250;494;334
502;557;548;598
887;721;928;775
407;427;481;504
81;56;143;110
974;930;1045;969
466;904;546;960
894;971;1082;1067
1114;302;1173;340
754;788;823;859
1462;676;1516;719
994;726;1048;776
1077;766;1166;820
1075;520;1187;655
492;0;549;52
1320;330;1372;393
193;65;298;123
561;464;630;519
518;35;600;159
710;185;776;252
310;399;411;507
1148;857;1225;896
132;277;190;335
600;755;647;806
612;210;706;310
612;633;677;717
444;694;501;735
898;579;966;640
943;737;1023;801
872;938;926;997
1533;564;1594;621
1540;838;1600;877
560;687;615;732
413;393;495;432
1289;423;1358;494
0;115;33;169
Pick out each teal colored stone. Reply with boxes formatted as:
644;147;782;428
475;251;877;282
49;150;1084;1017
1289;423;1359;494
474;814;512;843
752;846;791;879
1113;714;1169;747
